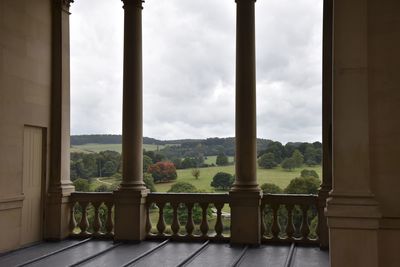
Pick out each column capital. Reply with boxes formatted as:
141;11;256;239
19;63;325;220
122;0;144;9
61;0;74;12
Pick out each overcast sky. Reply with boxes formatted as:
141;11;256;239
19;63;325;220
70;0;322;143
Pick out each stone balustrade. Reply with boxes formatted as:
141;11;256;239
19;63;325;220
69;192;114;238
68;192;324;246
261;194;320;244
145;193;230;241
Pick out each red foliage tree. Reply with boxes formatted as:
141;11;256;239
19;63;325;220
147;161;177;183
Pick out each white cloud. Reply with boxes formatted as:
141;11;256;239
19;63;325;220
70;0;322;143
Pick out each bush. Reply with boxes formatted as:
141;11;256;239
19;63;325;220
73;178;90;192
94;184;110;192
216;153;229;166
191;168;200;179
148;161;177;183
144;173;156;192
260;183;283;194
210;172;234;190
143;155;153;173
300;169;319;179
284;176;320;194
168;182;197;193
258;153;277;169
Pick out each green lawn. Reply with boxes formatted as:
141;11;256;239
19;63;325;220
70;143;167;154
92;164;322;193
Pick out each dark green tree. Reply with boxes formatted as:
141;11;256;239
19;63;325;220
291;149;304;168
300;169;319;179
143;173;156;192
73;178;90;192
216;153;229;166
284;176;320;194
258;152;277;169
210;172;234;190
281;157;296;171
260;183;283;194
143;155;153;173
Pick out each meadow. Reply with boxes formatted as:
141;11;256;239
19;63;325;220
71;143;165;153
92;164;322;193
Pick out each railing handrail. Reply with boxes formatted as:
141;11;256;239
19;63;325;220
70;192;114;202
147;192;229;203
262;193;318;205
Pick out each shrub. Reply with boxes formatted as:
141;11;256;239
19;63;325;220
210;172;234;190
300;169;319;179
281;157;296;171
260;183;283;194
73;178;90;192
168;182;197;193
144;173;156;192
191;168;200;179
148;161;177;183
284;176;320;194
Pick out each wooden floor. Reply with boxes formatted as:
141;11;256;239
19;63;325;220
0;239;329;267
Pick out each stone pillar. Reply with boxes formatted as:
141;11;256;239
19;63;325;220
44;0;75;240
114;0;148;241
325;0;381;266
229;0;262;245
317;0;333;250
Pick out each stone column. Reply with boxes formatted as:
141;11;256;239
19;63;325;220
229;0;262;245
114;0;148;241
45;0;75;240
317;0;333;250
325;0;381;265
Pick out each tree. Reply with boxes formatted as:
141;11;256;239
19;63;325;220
143;155;153;173
304;145;317;166
73;178;90;192
261;183;283;194
291;149;304;168
148;161;177;183
211;172;234;190
281;157;296;171
181;157;197;169
143;173;156;192
284;176;320;194
216;153;229;166
102;161;117;177
300;169;319;179
191;168;200;179
258;152;277;169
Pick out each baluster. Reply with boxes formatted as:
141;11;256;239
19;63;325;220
260;203;266;238
92;202;102;236
69;202;77;235
300;204;310;240
271;204;280;239
79;201;90;236
286;204;295;240
200;203;209;237
214;202;224;238
185;203;195;236
156;202;166;235
105;202;114;236
145;202;152;235
171;202;180;236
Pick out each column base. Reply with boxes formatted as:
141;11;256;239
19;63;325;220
114;188;149;241
325;192;381;267
44;184;75;240
229;190;262;245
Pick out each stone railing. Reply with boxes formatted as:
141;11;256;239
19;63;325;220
69;192;114;238
261;194;320;244
68;192;325;246
145;193;230;241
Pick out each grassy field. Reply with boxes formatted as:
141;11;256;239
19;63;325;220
70;143;166;153
93;164;322;193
